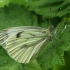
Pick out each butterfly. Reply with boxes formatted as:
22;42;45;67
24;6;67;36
0;26;53;63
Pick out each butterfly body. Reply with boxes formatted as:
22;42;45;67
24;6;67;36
0;26;53;63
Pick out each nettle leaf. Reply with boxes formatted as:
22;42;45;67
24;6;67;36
0;47;24;70
10;0;24;5
22;0;70;18
0;3;38;30
0;0;70;18
37;17;70;70
0;0;9;7
24;59;42;70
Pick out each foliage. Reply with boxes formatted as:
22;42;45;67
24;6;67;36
0;0;70;70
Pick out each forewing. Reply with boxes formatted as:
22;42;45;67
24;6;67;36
0;26;47;63
0;26;46;45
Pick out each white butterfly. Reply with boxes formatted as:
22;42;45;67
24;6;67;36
0;26;53;63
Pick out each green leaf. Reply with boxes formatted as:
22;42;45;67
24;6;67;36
37;17;70;70
10;0;24;5
24;59;42;70
0;0;9;7
0;0;70;18
22;0;70;18
0;47;24;70
0;3;38;30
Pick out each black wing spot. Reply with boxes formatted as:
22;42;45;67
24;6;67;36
16;32;22;38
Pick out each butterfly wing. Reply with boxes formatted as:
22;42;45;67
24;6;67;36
0;26;51;63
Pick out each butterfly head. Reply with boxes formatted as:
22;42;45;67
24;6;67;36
45;25;54;41
48;25;54;33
